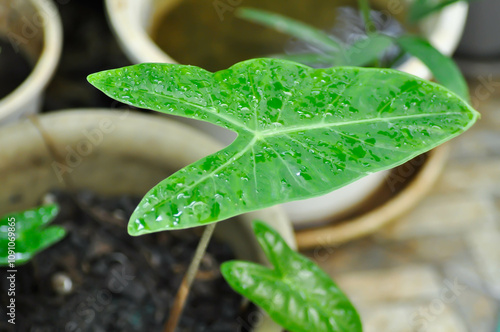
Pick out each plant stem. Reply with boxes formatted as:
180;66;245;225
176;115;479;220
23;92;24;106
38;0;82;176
358;0;375;34
164;222;217;332
357;0;382;67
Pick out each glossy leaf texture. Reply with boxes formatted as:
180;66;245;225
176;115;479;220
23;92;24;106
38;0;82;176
396;35;469;101
88;58;479;234
221;221;362;332
0;204;66;266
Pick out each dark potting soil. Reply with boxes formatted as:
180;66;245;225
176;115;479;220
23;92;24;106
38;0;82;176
0;191;257;332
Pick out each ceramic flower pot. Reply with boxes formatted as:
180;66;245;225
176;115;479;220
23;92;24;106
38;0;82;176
455;0;500;76
104;0;467;79
457;0;500;58
103;0;466;231
0;110;294;332
0;0;62;124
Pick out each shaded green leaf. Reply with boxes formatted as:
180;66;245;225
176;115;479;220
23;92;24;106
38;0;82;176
0;204;66;266
236;7;343;53
237;7;392;68
88;58;478;235
221;221;362;332
408;0;477;23
396;35;469;101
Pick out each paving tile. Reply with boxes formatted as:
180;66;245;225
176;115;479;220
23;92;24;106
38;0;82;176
434;159;500;195
455;287;499;332
475;97;500;130
311;237;415;276
361;304;467;332
335;265;442;304
467;229;500;298
379;193;495;240
398;236;468;264
442;259;490;299
450;130;500;160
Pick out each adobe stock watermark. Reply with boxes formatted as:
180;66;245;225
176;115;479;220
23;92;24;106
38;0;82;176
313;235;342;263
338;0;405;66
64;262;135;332
385;153;426;193
5;216;17;325
470;74;500;109
213;0;244;21
236;308;265;332
6;0;71;54
409;278;467;331
51;111;129;182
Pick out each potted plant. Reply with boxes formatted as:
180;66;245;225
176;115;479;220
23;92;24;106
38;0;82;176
0;0;62;125
83;57;477;331
0;110;294;331
0;52;477;330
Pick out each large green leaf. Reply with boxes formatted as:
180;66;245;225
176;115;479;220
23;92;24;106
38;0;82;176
221;221;362;332
88;58;478;235
396;35;470;101
0;204;66;266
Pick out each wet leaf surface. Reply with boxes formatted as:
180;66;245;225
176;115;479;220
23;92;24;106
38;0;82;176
88;58;479;234
222;221;362;332
0;204;65;265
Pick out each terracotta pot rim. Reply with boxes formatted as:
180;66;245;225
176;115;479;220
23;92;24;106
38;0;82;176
0;0;63;123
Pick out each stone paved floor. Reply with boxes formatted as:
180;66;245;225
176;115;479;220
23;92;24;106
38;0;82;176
310;80;500;332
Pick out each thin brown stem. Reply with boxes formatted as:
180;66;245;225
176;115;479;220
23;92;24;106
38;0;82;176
163;222;217;332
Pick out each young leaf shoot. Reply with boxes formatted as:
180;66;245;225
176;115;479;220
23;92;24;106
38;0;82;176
222;221;362;332
0;204;65;266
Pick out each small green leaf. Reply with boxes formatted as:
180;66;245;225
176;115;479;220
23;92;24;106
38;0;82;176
0;204;66;266
221;221;362;332
88;58;478;234
236;7;343;53
408;0;477;23
396;35;469;101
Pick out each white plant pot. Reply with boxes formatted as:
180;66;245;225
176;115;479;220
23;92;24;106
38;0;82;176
0;109;295;332
0;0;63;124
104;0;468;225
105;0;468;79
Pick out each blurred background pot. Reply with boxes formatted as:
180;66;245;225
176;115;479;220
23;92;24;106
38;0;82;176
0;0;62;124
0;110;294;331
105;0;468;80
455;0;500;77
